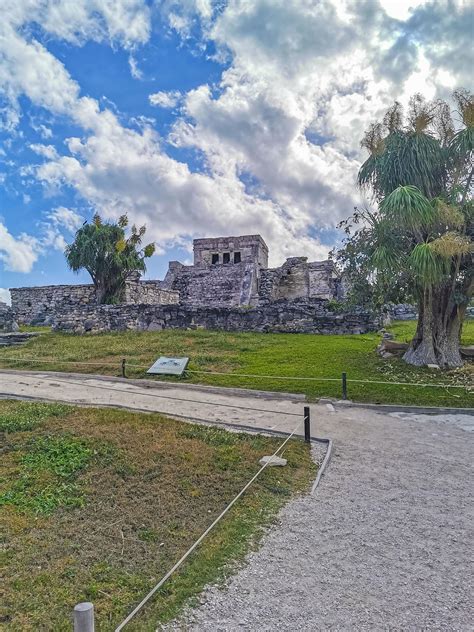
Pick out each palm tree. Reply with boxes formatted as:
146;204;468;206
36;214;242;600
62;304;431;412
65;214;156;304
357;91;473;367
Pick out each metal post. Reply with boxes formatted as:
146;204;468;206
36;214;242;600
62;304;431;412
121;358;126;378
342;372;347;400
73;602;94;632
304;406;311;443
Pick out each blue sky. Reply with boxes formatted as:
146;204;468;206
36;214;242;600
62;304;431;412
0;0;472;303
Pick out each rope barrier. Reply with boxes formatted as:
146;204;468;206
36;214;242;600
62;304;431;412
0;355;470;390
185;369;471;390
114;418;303;631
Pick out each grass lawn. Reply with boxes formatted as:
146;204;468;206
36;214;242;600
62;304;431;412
1;320;473;408
0;400;314;631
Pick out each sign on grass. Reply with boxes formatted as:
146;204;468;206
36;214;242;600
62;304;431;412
147;356;189;376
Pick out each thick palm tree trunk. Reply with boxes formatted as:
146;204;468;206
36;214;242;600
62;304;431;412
403;287;464;368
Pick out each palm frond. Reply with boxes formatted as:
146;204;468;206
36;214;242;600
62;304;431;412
408;243;447;284
380;185;434;231
449;127;474;157
371;245;400;272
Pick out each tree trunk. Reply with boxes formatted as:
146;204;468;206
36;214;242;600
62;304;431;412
403;287;464;368
94;282;106;305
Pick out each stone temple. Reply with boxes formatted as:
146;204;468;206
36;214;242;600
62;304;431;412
9;234;376;335
163;235;342;308
11;234;343;323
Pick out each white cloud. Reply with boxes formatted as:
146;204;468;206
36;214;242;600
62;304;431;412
166;0;473;240
0;0;152;128
0;206;82;276
36;111;330;264
1;0;472;275
16;0;151;48
149;90;182;108
379;0;425;21
42;225;68;251
0;288;12;305
47;207;84;232
29;143;59;160
128;55;143;80
0;222;41;273
38;124;53;139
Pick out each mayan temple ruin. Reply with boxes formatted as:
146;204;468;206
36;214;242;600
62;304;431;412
9;234;375;335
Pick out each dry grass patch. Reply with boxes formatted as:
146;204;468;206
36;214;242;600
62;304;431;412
1;401;314;631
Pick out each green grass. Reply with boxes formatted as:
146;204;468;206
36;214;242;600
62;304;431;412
1;434;93;514
1;400;314;631
0;320;472;408
0;401;70;433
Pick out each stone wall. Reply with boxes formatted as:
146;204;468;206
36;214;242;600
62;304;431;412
0;301;16;332
193;234;268;268
123;279;179;305
11;284;97;324
259;258;339;304
386;304;418;320
387;303;474;321
11;280;179;324
52;299;378;335
164;261;259;307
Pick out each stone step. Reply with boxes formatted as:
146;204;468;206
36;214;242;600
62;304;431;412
0;332;39;347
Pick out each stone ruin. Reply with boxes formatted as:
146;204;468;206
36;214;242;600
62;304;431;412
0;300;16;332
8;234;377;335
163;235;342;308
0;299;40;347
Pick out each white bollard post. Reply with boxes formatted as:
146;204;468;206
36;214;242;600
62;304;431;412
73;602;95;632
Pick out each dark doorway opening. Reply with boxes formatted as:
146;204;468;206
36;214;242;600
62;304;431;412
234;251;241;263
211;253;219;264
223;252;230;264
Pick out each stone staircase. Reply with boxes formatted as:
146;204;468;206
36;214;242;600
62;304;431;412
0;332;39;347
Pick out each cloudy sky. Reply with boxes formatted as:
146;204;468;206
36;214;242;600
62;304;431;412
0;0;472;303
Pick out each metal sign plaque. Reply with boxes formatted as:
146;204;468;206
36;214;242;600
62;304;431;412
146;356;189;376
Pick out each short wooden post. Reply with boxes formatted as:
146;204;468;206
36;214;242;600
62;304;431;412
121;358;126;378
304;406;311;443
342;372;347;400
73;602;94;632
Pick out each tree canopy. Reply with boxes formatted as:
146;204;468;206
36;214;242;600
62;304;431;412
65;214;155;304
335;90;473;368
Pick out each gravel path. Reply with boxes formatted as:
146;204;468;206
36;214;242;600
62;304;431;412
178;408;474;631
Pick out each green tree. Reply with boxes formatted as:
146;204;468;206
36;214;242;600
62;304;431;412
65;214;155;304
335;91;473;368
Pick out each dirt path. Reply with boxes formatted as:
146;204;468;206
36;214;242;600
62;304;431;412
0;369;306;433
1;370;473;630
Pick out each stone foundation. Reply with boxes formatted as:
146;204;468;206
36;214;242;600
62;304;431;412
52;300;378;335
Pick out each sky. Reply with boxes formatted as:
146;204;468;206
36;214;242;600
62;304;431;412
0;0;472;304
